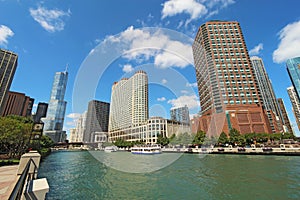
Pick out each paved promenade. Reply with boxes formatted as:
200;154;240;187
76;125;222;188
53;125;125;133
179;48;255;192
0;165;18;200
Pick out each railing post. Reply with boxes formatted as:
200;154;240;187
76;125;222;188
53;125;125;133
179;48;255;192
17;151;41;179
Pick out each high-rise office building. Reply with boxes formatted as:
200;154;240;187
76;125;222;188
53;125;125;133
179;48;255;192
43;70;68;143
84;100;110;143
73;111;87;142
1;91;34;117
192;21;271;135
250;56;282;132
170;105;190;124
34;102;48;123
0;49;18;115
287;57;300;101
109;71;148;141
287;86;300;131
277;98;293;134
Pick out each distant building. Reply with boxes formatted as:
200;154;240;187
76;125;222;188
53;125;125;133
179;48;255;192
170;105;190;124
72;111;87;142
277;98;293;134
1;91;34;117
251;56;282;132
287;86;300;131
43;70;68;143
34;102;48;123
287;57;300;101
0;49;18;115
84;100;110;143
192;20;271;135
69;128;77;143
108;71;148;141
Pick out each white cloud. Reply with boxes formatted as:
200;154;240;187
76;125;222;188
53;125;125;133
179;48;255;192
122;64;134;73
161;0;235;25
161;79;168;84
157;97;166;102
67;113;81;119
273;20;300;63
161;0;207;25
0;25;14;46
186;82;198;87
29;6;71;32
168;94;199;109
106;26;193;69
249;43;263;56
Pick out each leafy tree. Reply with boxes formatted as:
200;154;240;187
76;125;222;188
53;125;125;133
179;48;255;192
192;130;206;146
156;134;169;146
0;115;33;158
217;132;229;146
169;132;193;145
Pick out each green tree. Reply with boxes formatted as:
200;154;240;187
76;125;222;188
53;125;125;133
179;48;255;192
0;115;33;158
156;134;169;146
217;132;229;146
229;128;244;146
192;130;206;146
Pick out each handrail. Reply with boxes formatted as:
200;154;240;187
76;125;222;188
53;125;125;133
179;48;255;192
8;158;37;200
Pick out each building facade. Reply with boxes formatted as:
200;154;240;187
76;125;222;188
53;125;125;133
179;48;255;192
277;98;293;134
34;102;48;123
71;111;87;142
0;49;18;115
192;21;271;135
1;91;34;117
250;56;282;132
170;105;190;124
108;71;148;141
43;70;68;143
287;57;300;101
287;86;300;131
84;100;110;143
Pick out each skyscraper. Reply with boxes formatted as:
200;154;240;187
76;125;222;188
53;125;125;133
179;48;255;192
0;49;18;115
277;98;293;134
83;100;110;143
33;102;48;123
287;57;300;101
287;86;300;131
192;21;271;135
251;56;282;132
73;111;87;142
43;70;68;143
1;91;34;117
109;71;148;141
170;105;190;124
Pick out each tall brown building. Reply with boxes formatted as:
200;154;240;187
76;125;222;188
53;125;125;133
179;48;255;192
1;91;34;117
277;98;293;134
0;49;18;115
192;20;271;135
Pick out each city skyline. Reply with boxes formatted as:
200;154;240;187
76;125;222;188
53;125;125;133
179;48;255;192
1;1;300;136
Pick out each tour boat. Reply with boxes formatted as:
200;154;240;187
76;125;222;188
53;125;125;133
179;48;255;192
104;146;118;152
130;144;162;155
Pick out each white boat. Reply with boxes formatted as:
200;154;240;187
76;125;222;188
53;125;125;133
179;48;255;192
130;144;162;155
104;146;118;152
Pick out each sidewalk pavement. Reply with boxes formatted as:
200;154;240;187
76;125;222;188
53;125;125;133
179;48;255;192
0;165;18;200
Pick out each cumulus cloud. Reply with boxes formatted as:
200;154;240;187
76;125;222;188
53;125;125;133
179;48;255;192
161;0;207;25
0;25;14;46
122;64;134;73
105;26;193;69
67;113;81;119
249;43;263;56
157;97;166;102
168;94;199;109
29;6;71;32
161;0;235;25
273;20;300;63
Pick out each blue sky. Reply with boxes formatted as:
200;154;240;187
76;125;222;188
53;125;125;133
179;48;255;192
1;0;300;136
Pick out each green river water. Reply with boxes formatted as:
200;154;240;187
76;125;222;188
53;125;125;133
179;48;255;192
38;151;300;200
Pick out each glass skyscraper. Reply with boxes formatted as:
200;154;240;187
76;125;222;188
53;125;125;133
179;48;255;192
43;70;68;143
170;105;190;124
287;57;300;101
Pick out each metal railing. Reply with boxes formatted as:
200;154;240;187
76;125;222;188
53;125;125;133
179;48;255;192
9;158;37;200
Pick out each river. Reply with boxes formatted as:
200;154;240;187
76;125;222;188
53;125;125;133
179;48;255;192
38;151;300;200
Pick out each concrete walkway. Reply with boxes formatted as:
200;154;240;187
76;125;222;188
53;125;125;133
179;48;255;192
0;165;18;200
